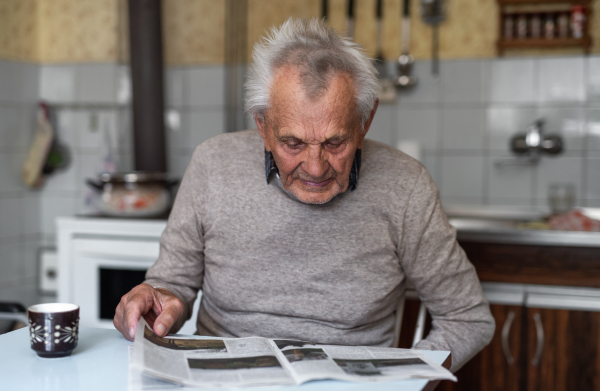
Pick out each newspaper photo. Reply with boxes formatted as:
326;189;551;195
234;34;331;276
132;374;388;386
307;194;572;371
131;318;456;389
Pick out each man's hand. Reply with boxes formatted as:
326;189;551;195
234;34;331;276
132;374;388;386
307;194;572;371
114;283;185;341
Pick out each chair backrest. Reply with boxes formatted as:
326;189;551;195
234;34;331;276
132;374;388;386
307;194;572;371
392;290;427;348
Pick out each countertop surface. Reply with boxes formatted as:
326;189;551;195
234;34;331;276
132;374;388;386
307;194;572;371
0;327;450;391
450;217;600;248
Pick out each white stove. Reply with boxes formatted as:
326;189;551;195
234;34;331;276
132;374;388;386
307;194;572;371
56;217;200;335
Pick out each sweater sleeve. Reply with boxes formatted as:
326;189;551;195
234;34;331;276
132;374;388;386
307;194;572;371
398;167;495;372
144;146;207;333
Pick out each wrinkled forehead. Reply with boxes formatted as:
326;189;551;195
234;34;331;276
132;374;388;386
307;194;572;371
266;66;360;140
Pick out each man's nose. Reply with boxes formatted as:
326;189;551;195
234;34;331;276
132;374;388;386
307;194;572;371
302;145;329;179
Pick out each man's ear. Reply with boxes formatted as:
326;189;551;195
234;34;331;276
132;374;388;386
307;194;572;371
255;114;271;152
358;99;379;148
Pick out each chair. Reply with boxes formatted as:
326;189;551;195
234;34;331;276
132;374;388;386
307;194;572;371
0;302;28;335
392;289;427;348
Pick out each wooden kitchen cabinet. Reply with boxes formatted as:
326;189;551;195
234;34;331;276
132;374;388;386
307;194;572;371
437;304;526;391
436;241;600;391
439;305;600;391
526;308;600;391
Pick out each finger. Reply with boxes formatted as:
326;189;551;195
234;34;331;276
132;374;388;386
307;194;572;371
153;295;184;337
124;290;154;340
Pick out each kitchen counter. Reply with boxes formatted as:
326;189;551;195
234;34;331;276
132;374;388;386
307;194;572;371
450;217;600;248
0;327;450;391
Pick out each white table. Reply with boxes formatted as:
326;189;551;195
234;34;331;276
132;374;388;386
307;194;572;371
0;327;450;391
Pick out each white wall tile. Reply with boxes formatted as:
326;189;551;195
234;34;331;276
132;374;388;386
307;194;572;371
77;64;117;103
0;60;16;102
440;60;483;103
18;62;39;104
536;156;584;205
17;105;38;150
39;65;77;103
76;110;118;152
588;56;600;101
0;198;23;239
367;104;393;146
537;106;585;151
0;242;23;286
587;108;600;151
0;106;21;148
585;157;600;200
0;60;38;104
22;194;40;236
187;67;225;108
487;106;537;153
441;108;484;150
117;152;134;173
40;195;77;235
537;57;585;102
396;108;439;149
488;197;532;207
488;153;534;199
440;155;485;200
0;152;26;194
421;152;439;187
394;60;440;104
79;152;104;184
21;239;41;281
166;67;185;107
489;59;535;103
188;110;225;147
116;107;133;153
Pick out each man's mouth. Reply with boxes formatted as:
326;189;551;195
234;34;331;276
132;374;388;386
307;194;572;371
300;178;332;188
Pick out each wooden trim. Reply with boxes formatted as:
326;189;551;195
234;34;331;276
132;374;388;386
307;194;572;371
498;0;590;5
498;37;591;49
460;241;600;288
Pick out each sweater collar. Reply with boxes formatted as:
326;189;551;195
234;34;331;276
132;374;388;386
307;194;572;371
265;148;361;191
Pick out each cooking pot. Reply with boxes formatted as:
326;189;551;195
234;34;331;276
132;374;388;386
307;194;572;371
86;172;179;217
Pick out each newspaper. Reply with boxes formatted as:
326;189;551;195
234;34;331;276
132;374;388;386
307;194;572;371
131;318;456;389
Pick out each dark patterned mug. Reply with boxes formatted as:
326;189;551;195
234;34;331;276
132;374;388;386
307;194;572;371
28;303;80;358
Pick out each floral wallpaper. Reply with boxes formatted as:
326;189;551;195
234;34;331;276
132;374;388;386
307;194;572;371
0;0;39;62
162;0;225;65
0;0;597;64
37;0;120;63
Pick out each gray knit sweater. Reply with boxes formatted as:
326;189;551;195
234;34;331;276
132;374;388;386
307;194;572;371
145;130;495;372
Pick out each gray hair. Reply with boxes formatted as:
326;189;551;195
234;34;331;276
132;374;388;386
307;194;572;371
245;18;379;131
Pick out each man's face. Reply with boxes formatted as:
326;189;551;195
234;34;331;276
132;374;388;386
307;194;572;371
256;66;377;204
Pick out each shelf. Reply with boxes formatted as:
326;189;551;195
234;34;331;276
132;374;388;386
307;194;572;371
498;37;591;50
498;0;589;5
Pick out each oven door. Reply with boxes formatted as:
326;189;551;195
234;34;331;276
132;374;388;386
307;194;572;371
72;238;159;328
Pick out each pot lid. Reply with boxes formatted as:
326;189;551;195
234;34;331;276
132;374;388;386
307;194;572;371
98;171;169;183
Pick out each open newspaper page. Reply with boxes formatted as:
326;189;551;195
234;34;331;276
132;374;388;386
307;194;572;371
132;318;294;388
269;339;456;384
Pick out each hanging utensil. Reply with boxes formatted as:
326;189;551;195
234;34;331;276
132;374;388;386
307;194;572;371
22;103;54;188
394;0;417;87
421;0;445;79
375;0;397;101
374;0;386;78
347;0;355;39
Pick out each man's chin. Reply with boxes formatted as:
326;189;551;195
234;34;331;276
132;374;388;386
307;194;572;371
288;182;345;204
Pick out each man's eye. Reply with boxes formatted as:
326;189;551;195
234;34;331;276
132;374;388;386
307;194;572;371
286;142;303;150
325;141;343;150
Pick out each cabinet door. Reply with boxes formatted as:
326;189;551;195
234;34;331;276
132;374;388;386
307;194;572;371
438;304;525;391
526;308;600;391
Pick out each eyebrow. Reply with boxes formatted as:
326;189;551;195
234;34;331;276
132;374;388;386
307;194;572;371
276;134;350;144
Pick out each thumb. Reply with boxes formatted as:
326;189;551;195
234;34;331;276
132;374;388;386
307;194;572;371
152;292;184;337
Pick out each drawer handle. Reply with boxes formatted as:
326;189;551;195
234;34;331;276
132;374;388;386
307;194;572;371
502;310;516;365
531;313;544;366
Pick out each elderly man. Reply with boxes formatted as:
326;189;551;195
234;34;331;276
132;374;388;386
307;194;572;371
114;18;494;372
